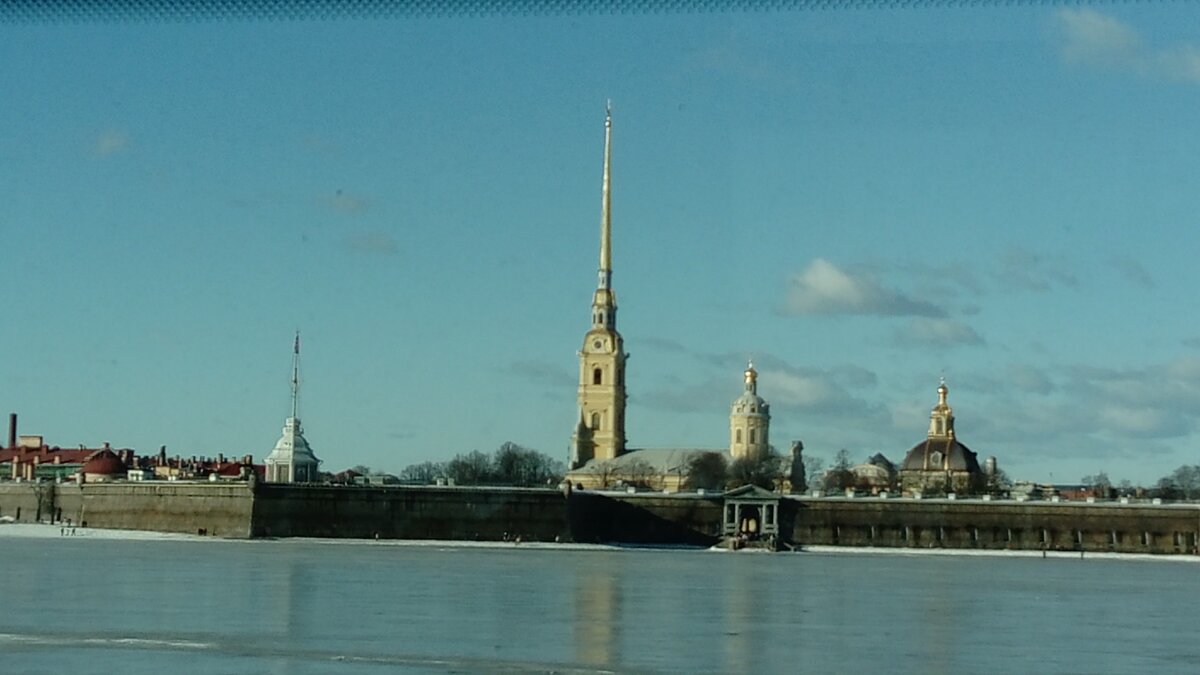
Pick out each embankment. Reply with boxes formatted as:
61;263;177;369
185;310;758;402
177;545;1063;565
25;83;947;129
3;482;1199;554
0;481;252;536
787;496;1200;555
250;484;570;540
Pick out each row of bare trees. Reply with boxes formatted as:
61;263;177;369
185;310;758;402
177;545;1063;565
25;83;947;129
398;442;565;487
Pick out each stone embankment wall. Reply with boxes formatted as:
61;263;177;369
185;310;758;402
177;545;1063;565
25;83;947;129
5;481;1200;554
787;497;1200;555
251;484;571;541
0;481;254;536
0;483;53;522
568;491;723;546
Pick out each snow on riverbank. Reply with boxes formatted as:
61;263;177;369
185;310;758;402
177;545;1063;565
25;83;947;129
4;521;1198;562
0;523;204;541
798;544;1200;563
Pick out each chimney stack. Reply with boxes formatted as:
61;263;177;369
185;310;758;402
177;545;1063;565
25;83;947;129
8;413;16;449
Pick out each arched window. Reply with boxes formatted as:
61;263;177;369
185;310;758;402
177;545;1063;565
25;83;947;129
591;412;601;430
749;429;757;444
930;450;944;468
593;368;603;385
736;429;743;444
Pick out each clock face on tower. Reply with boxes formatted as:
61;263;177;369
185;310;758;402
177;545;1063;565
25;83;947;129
592;339;604;351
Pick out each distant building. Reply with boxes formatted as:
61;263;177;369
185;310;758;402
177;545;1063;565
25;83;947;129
850;453;897;493
898;379;984;495
0;440;121;482
264;333;321;483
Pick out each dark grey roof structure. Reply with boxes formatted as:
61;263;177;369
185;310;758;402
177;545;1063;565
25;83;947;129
900;437;981;473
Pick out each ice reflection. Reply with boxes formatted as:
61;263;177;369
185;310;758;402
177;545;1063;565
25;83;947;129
574;561;620;667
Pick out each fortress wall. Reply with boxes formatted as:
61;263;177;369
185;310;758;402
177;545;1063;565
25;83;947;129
9;480;1200;554
787;497;1200;554
51;482;256;537
251;484;571;541
0;483;52;522
568;491;724;545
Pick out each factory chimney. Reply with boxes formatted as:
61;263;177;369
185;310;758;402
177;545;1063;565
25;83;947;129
7;413;15;449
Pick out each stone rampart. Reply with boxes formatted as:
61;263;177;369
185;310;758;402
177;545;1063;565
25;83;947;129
6;481;1200;554
568;490;723;545
0;481;254;536
788;496;1200;554
0;483;52;522
250;484;571;541
56;482;255;537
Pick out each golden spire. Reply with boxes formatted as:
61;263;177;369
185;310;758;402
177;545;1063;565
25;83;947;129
598;100;613;290
744;360;757;391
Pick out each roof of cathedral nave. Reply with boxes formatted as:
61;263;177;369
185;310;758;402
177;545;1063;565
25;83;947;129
570;447;724;475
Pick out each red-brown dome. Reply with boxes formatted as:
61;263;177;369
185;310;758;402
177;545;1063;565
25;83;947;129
81;449;125;475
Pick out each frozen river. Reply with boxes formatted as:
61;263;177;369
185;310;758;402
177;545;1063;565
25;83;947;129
2;526;1198;674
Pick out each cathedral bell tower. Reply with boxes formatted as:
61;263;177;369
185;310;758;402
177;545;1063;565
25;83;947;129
571;104;627;470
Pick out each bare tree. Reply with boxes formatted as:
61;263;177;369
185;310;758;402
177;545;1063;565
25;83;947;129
986;467;1011;496
727;447;782;491
399;461;445;484
623;459;659;490
493;441;565;486
684;452;728;491
1155;465;1200;500
586;460;621;489
822;449;855;491
444;450;495;485
1081;471;1112;498
802;455;825;492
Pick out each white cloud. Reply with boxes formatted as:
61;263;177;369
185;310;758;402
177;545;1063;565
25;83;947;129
1057;10;1200;84
341;231;398;256
641;336;690;354
994;246;1077;292
1008;364;1055;395
644;351;884;424
1109;255;1154;289
892;318;984;349
508;361;575;389
1098;404;1187;439
1158;45;1200;82
94;130;129;156
784;258;945;317
1058;9;1142;67
324;189;371;214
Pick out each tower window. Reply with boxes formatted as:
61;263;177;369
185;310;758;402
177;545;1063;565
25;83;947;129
593;368;602;385
749;429;757;444
736;429;743;444
591;412;601;430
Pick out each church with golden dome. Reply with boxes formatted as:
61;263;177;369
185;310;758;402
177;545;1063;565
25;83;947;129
897;379;987;496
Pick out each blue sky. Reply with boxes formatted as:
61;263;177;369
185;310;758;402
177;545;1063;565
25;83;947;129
3;5;1200;485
